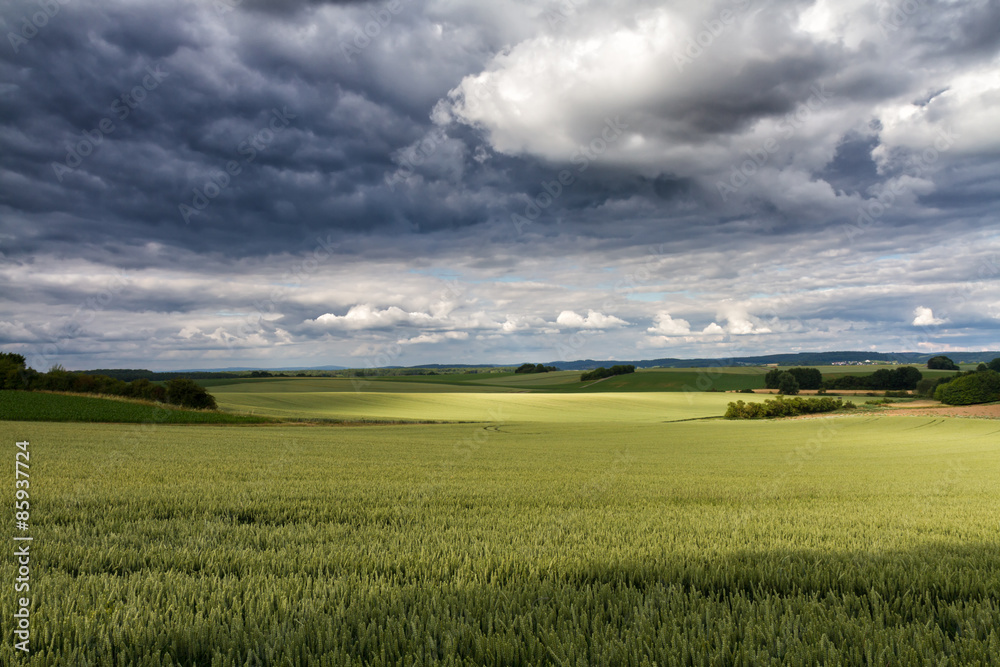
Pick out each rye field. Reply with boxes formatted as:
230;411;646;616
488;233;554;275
2;379;999;664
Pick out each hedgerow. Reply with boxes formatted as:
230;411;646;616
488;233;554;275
725;396;855;419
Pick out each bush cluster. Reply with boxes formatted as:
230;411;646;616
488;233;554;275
515;363;559;374
0;352;216;409
581;365;635;382
934;369;1000;405
725;396;855;420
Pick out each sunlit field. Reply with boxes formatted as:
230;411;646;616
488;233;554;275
211;386;739;422
2;403;998;664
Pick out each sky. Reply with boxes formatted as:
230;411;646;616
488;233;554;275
1;0;999;371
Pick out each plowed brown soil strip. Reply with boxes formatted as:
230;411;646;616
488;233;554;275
884;402;1000;418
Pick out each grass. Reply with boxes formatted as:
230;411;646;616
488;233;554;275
201;365;960;395
0;390;274;424
209;388;740;422
201;376;530;393
202;369;763;394
1;416;997;664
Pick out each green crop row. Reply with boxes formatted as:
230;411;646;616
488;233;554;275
0;417;997;664
0;390;273;424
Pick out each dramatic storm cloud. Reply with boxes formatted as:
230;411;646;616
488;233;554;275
1;0;998;370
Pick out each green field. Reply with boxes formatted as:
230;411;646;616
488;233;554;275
200;364;962;396
202;369;743;393
210;387;739;422
0;390;274;424
3;375;998;664
1;415;998;664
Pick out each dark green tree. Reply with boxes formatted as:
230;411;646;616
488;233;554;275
894;366;923;389
0;352;28;390
764;368;784;389
777;372;800;395
125;378;166;402
165;378;217;409
988;358;1000;372
927;355;959;370
787;367;823;390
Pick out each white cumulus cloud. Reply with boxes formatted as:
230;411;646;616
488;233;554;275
647;312;692;335
398;331;470;345
717;304;772;335
306;304;435;330
556;309;629;329
912;306;946;326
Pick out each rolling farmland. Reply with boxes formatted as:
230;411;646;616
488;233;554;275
2;382;999;663
210;386;739;422
201;364;966;395
0;390;274;424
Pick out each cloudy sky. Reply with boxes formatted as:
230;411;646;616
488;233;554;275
1;0;998;370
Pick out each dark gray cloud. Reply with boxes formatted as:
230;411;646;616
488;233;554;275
1;0;998;369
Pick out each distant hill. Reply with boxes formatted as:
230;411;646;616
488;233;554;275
73;351;998;379
545;351;1000;370
75;366;347;381
408;364;503;369
170;365;348;372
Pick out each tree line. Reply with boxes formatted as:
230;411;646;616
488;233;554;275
763;358;1000;405
0;352;216;409
515;363;559;374
822;366;923;391
764;366;924;394
726;396;856;419
581;365;636;382
929;365;1000;405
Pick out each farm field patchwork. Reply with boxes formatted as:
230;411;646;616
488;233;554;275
0;390;274;424
202;364;964;396
199;376;531;393
209;388;741;422
1;413;998;664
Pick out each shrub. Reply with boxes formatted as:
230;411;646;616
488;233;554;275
165;378;218;409
725;396;847;419
934;370;1000;405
